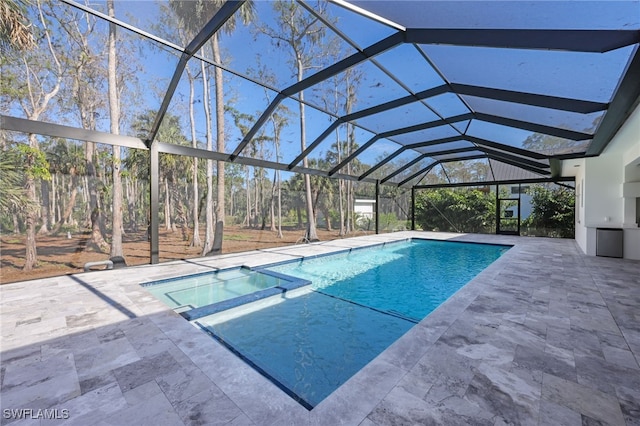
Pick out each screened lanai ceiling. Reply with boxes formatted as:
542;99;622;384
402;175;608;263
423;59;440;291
3;0;640;188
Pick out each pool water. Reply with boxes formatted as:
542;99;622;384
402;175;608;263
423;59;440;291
143;268;282;311
197;288;413;409
193;239;510;408
267;239;509;321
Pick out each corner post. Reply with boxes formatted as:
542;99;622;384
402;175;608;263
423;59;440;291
411;187;416;230
495;184;500;235
150;142;159;264
375;179;380;234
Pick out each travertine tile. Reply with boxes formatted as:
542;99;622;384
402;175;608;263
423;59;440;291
541;373;625;426
1;233;638;425
538;398;581;426
155;367;214;405
602;344;639;370
49;382;127;426
172;387;244;426
112;351;180;393
512;344;577;382
101;393;183;426
122;380;163;407
368;385;493;426
464;362;540;426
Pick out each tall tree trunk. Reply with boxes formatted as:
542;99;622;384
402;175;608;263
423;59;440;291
338;179;346;235
86;141;109;251
125;176;136;231
277;174;283;239
347;123;357;232
245;166;251;227
324;206;332;231
24;180;37;269
13;213;19;235
24;135;39;270
108;0;123;257
256;169;263;229
38;180;50;234
186;66;201;247
73;50;107;250
81;175;88;207
52;174;78;234
336;128;345;236
270;170;277;232
275;127;283;238
253;170;259;227
164;178;172;231
344;77;357;235
346;179;352;234
51;173;58;225
297;58;318;242
211;33;225;255
229;183;234;218
296;202;302;229
178;202;188;241
201;60;215;255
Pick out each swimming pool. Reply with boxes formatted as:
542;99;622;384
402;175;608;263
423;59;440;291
184;239;510;408
265;239;510;322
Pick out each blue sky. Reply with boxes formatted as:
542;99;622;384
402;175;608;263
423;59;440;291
10;0;638;171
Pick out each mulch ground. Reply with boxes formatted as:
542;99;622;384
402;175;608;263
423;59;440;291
0;225;352;284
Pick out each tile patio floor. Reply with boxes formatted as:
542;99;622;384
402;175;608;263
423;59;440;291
1;232;639;425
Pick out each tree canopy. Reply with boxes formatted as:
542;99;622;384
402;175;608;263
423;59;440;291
415;188;495;234
522;186;575;238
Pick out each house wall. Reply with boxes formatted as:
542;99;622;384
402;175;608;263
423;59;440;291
567;103;640;260
354;200;376;219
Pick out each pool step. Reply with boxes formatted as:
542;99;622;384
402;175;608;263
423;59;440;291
179;275;312;321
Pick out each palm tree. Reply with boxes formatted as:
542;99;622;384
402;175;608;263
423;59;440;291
0;145;30;215
123;146;150;233
46;139;85;234
131;111;190;236
308;159;335;231
283;175;306;229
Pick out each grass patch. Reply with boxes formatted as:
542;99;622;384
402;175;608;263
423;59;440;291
224;234;253;241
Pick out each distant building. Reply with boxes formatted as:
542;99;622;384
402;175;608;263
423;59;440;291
354;199;376;222
507;185;533;220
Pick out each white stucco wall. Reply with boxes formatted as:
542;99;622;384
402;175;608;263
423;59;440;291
584;154;625;227
567;103;640;260
354;199;375;219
